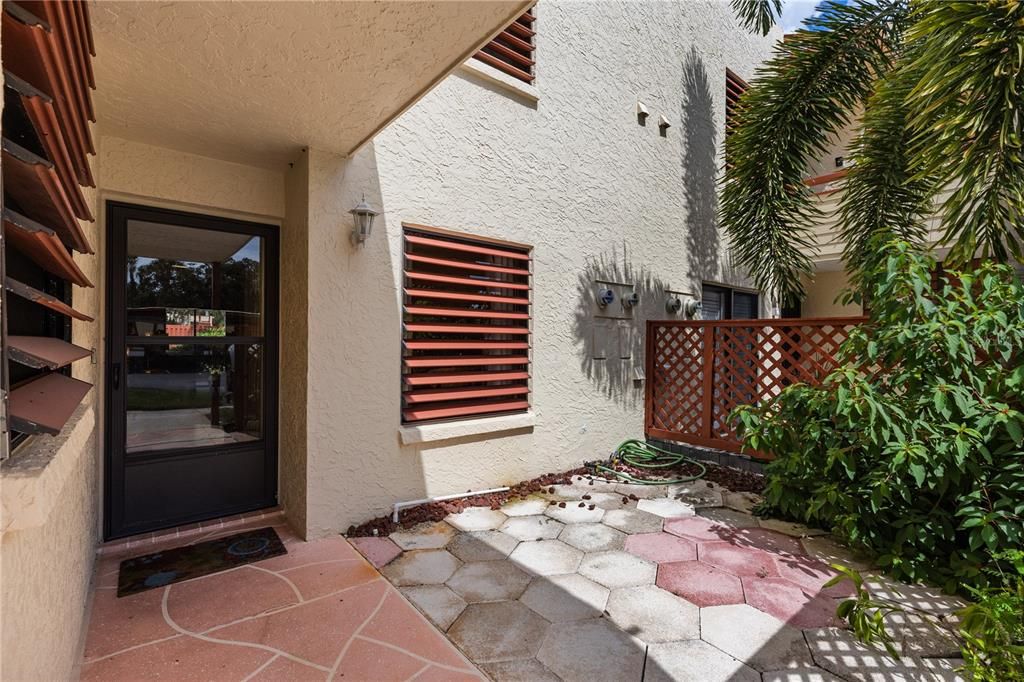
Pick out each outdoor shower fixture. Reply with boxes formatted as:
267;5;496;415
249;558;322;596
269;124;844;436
349;195;379;245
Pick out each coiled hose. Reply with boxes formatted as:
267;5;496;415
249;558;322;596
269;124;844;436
589;438;706;485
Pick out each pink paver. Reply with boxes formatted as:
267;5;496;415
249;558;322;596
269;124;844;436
742;577;843;628
663;516;737;543
699;542;780;578
624;532;698;563
656;561;745;607
79;518;483;682
774;554;857;598
349;536;403;568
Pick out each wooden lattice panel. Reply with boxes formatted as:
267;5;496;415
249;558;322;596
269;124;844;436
646;317;865;457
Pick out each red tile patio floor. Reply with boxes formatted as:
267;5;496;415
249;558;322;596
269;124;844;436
80;518;483;681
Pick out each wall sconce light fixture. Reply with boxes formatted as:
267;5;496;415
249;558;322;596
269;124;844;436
349;195;379;246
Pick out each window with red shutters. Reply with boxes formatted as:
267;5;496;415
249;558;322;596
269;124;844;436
725;68;748;169
472;7;535;84
402;224;531;424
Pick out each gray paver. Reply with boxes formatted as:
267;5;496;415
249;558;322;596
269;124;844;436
722;490;762;514
804;627;940;682
637;497;696;518
758;518;828;537
380;549;460;586
545;503;605;524
601;508;664;534
509;539;583;576
558;523;626;553
605;584;699;642
585;492;635;510
800;535;874;571
701;604;815;671
762;667;844;682
536;618;646;682
669;481;724;508
883;610;961;657
446;560;532;603
644;639;760;682
861;575;968;618
481;659;561;682
578;551;657;589
448;601;549;663
500;515;565;541
447;530;519;562
446;506;508;532
520;573;609;622
614;482;670;499
698;506;761;527
500;497;551;517
388;521;456;550
399;585;467;630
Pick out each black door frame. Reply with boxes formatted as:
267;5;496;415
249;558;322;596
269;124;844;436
103;201;279;540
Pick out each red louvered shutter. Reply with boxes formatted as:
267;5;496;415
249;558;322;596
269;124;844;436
473;7;535;84
402;224;531;424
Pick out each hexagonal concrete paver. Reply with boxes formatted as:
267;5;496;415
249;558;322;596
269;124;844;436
804;627;946;682
614;482;670;499
381;549;460;586
399;585;467;630
601;508;664;534
447;530;519;562
773;554;857;598
388;521;456;550
446;506;508;532
742;577;842;628
883;609;962;658
446;560;533;603
585;492;635;510
702;604;816;672
644;639;760;682
605;584;699;642
669;481;724;508
448;601;549;663
578;551;657;589
558;523;626;553
663;516;736;543
537;618;647;682
728;528;805;556
481;659;561;682
697;507;761;528
500;515;565;541
637;497;696;518
657;561;744;607
761;668;843;682
520;573;610;622
800;536;873;572
699;542;780;577
509;539;583;576
545;503;605;524
722;490;762;514
500;497;551;517
758;517;828;538
624;532;697;564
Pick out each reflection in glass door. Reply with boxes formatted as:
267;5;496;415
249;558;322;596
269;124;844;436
105;203;278;539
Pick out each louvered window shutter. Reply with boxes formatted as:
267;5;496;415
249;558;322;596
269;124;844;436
473;7;535;84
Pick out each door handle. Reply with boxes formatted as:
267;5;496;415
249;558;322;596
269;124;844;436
112;363;121;390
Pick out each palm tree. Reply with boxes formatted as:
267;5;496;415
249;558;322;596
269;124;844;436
722;0;1023;304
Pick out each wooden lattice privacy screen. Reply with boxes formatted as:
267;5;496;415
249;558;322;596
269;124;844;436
644;317;867;458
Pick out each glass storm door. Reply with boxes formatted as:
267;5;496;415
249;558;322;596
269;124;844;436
105;203;278;539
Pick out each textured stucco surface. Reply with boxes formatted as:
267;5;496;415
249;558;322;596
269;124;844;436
302;1;782;536
91;1;531;168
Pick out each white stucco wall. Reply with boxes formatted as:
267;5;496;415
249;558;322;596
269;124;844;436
302;0;782;535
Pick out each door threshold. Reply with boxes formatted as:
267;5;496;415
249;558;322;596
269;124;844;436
98;506;284;558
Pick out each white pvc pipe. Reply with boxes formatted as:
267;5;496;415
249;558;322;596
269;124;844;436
392;486;511;523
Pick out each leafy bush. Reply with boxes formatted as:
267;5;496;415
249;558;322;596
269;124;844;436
735;242;1024;590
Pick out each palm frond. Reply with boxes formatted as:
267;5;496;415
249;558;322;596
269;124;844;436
720;0;909;302
731;0;782;36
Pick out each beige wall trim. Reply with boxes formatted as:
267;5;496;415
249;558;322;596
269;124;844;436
346;0;535;157
399;411;536;445
458;59;540;103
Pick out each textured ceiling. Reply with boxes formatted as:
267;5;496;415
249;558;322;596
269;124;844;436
91;1;528;169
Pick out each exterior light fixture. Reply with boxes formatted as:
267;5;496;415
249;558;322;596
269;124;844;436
349;195;379;246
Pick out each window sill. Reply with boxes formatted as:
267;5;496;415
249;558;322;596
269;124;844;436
400;411;536;445
1;403;95;533
458;60;539;104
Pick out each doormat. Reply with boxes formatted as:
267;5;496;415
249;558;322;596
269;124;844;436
117;527;286;597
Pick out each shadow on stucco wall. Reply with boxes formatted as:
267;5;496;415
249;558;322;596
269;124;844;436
572;244;672;410
681;46;721;285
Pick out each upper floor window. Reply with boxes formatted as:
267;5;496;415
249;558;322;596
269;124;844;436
402;224;531;424
473;8;535;84
725;69;748;168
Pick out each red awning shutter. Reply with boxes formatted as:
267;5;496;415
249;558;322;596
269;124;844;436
473;7;535;85
402;224;531;424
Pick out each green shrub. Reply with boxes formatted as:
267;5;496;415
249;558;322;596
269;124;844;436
734;242;1024;590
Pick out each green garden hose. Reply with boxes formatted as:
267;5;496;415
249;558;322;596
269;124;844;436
588;439;706;485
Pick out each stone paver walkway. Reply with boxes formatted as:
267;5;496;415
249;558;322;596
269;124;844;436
354;476;967;682
81;517;482;681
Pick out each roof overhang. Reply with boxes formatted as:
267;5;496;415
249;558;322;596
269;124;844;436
91;1;530;169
